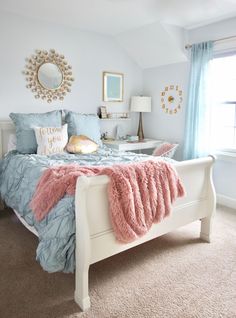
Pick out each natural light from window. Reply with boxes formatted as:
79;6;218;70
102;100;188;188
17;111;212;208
209;54;236;152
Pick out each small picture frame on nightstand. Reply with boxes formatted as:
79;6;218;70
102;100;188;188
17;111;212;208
100;106;107;119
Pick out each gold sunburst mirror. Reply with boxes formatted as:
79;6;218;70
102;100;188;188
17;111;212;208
23;49;74;103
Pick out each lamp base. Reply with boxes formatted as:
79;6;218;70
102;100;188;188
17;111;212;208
137;112;144;141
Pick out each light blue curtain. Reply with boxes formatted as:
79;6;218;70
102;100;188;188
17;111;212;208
183;41;213;160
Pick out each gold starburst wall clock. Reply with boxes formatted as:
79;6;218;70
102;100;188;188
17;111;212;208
160;85;183;114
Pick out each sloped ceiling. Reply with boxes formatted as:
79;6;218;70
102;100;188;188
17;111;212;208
1;0;236;68
115;22;187;69
1;0;236;35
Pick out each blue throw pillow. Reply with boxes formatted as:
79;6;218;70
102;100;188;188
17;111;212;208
9;110;62;154
65;111;101;145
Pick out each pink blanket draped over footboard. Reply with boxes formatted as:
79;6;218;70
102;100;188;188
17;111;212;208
30;160;185;243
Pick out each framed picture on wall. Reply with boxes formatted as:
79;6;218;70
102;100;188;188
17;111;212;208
103;71;124;102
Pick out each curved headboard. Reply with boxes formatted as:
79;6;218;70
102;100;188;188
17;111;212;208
0;120;15;159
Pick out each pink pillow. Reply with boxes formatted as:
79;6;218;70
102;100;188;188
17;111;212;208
153;143;178;158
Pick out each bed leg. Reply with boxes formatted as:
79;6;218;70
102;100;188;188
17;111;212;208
74;176;91;311
200;156;216;243
200;216;213;243
74;266;90;311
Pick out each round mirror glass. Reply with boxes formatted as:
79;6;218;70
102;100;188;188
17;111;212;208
37;63;63;90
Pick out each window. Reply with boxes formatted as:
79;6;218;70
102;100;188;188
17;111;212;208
209;54;236;152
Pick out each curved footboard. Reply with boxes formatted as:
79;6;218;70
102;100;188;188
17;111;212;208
74;156;216;311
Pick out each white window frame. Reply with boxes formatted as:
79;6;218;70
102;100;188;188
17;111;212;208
211;41;236;159
215;101;236;154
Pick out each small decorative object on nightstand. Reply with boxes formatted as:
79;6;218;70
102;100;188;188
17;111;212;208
130;96;151;141
126;135;139;142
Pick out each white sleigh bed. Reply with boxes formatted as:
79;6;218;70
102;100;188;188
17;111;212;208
0;120;216;311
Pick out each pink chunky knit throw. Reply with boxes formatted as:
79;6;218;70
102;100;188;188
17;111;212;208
30;160;185;243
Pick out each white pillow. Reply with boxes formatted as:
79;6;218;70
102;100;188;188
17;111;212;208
7;134;17;152
34;124;68;155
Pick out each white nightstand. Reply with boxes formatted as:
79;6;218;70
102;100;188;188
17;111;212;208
103;139;163;152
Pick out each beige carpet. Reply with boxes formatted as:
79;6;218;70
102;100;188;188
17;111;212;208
0;206;235;318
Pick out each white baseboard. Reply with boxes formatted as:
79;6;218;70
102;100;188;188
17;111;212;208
217;194;236;210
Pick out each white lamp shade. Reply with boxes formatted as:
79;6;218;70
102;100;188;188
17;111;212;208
130;96;151;112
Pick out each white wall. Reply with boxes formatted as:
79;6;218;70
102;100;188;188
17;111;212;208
0;11;143;137
143;62;189;160
213;159;236;207
187;17;236;44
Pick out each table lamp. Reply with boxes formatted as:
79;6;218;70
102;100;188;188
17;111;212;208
130;96;151;141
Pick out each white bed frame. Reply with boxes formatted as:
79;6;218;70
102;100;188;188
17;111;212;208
0;121;216;311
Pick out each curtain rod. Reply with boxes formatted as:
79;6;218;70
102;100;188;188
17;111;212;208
185;35;236;49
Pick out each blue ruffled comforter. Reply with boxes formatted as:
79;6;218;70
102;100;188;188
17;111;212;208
0;148;160;273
